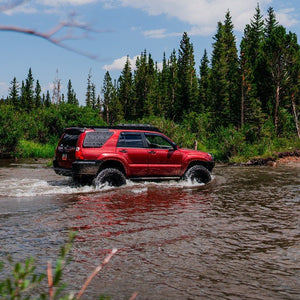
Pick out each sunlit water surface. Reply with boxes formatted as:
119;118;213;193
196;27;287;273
0;159;299;299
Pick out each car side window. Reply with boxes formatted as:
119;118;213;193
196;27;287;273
117;132;144;148
145;134;173;149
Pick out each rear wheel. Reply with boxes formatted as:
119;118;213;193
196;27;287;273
183;165;211;184
93;168;126;187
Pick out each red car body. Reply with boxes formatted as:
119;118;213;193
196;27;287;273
53;125;214;185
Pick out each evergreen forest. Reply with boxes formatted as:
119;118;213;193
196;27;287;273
1;6;300;162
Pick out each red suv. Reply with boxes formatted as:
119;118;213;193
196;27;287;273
53;125;214;186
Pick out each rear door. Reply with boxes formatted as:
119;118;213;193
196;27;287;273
116;132;149;176
56;128;83;169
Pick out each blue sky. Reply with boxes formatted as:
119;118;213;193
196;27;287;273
1;0;300;105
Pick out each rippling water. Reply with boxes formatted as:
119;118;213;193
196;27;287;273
0;159;299;299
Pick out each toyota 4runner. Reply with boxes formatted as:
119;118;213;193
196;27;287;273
53;124;214;186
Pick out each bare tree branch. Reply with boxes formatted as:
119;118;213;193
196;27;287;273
0;2;114;60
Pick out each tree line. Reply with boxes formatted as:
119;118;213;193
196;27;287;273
99;6;300;139
1;5;300;160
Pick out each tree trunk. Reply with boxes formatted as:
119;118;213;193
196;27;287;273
241;75;245;127
274;83;280;132
291;93;300;139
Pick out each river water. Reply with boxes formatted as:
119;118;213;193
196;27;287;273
0;159;299;299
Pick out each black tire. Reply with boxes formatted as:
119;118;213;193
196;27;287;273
183;165;211;184
93;168;126;187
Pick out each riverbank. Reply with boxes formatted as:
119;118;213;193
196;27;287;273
231;150;300;167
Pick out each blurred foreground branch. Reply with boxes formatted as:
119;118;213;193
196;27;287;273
0;1;112;60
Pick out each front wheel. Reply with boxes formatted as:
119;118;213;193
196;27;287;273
183;165;211;184
93;168;126;187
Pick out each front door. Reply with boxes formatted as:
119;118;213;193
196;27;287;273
145;133;182;176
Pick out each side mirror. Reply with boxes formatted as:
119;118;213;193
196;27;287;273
172;142;178;150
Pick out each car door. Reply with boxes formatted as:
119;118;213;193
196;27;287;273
117;132;149;176
145;133;182;176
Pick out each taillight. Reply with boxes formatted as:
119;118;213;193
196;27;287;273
75;147;84;160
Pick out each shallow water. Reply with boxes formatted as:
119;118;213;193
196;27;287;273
0;159;299;299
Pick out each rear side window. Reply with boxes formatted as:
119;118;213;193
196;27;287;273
83;131;113;148
60;133;80;148
117;133;144;148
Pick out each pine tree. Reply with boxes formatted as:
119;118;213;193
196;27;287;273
86;70;92;107
45;90;51;107
8;77;19;108
177;32;198;119
23;68;35;111
199;49;210;112
158;52;170;116
102;71;115;124
284;32;300;139
34;80;42;108
210;11;240;127
118;56;134;120
166;49;179;119
263;8;296;132
91;83;96;109
67;79;78;105
133;50;156;118
240;4;264;133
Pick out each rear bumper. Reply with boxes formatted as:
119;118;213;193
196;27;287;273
53;160;102;177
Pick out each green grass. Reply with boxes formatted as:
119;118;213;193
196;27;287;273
16;139;56;158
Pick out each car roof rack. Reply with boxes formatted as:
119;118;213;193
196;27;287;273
84;124;161;132
64;124;161;132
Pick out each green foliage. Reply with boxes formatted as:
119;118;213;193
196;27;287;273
0;232;113;300
0;257;45;300
0;232;75;300
16;140;56;158
1;5;300;162
0;105;22;157
0;103;106;158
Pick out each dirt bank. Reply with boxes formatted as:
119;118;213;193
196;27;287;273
245;150;300;166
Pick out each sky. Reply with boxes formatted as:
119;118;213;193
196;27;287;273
1;0;300;105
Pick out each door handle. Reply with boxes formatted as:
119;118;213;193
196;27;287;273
119;149;127;153
148;150;156;154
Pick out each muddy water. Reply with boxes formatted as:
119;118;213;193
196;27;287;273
0;159;299;299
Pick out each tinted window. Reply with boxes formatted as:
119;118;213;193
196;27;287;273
145;134;173;149
60;133;79;148
117;133;144;148
83;131;113;148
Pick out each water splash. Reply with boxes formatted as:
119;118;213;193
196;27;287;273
0;175;215;198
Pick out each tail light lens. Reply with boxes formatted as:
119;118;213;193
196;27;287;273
75;146;84;160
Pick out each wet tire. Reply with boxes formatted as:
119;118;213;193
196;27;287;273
93;168;126;187
183;165;211;184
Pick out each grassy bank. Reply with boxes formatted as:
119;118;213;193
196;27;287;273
16;139;56;159
11;133;300;164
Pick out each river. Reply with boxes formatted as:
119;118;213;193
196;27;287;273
0;159;299;299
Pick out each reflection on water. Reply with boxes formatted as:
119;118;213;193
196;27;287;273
0;160;299;299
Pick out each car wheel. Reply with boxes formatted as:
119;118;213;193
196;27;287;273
93;168;126;187
183;165;211;184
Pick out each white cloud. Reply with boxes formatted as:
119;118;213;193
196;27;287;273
103;55;164;72
0;82;9;97
277;8;299;28
110;0;297;35
143;28;181;38
2;2;37;15
40;0;98;6
103;55;140;71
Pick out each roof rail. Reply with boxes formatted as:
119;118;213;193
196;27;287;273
80;124;161;132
